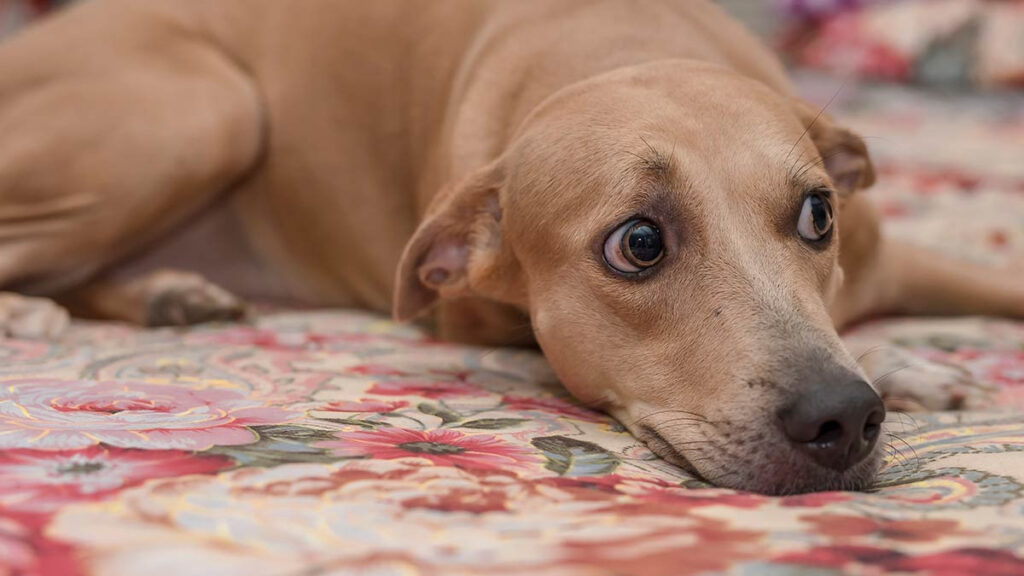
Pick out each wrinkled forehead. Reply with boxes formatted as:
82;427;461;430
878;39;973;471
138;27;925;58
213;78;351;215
505;83;824;236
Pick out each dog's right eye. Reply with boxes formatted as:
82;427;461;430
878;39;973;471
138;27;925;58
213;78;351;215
797;191;834;243
604;219;665;274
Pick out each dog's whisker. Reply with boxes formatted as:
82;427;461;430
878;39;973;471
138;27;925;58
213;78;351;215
653;415;714;425
871;363;913;389
629;409;709;428
650;420;709;430
793;150;844;183
653;419;727;433
882;442;910;470
654;422;723;435
885;433;921;472
888;410;920;434
855;344;895;363
785;81;847;173
887;432;920;464
667;440;716;447
857;135;896;145
898;410;921;430
623;149;652;165
887;453;912;474
638;135;660;162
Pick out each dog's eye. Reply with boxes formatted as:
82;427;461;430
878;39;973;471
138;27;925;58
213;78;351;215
604;219;665;274
798;192;834;242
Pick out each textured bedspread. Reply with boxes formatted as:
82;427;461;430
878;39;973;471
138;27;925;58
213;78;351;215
0;78;1021;576
3;10;1024;576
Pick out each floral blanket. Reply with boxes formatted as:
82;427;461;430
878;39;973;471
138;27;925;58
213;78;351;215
779;0;1024;89
3;6;1024;576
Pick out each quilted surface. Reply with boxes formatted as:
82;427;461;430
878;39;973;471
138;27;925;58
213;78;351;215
3;6;1024;576
0;77;1019;575
780;0;1024;89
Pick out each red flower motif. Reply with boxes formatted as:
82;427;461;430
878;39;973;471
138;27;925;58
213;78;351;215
501;395;606;422
800;514;964;543
776;545;904;569
321;399;409;413
0;513;82;576
538;475;768;511
0;379;294;451
776;546;1024;576
0;515;35;575
888;548;1024;576
989;230;1010;249
978;352;1024;388
538;474;627;496
192;328;391;351
0;446;233;513
779;491;854;508
367;380;487;399
190;328;314;350
316;428;539;471
347;364;410;377
559;516;762;576
400;487;511;514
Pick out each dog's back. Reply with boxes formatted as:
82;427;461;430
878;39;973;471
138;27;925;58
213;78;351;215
0;0;789;312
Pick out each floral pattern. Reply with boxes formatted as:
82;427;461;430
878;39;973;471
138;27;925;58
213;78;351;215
780;0;1024;89
317;427;542;471
3;4;1024;576
0;446;232;514
0;379;296;451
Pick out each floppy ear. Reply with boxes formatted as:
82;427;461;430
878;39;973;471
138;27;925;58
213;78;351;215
393;162;514;322
792;99;876;194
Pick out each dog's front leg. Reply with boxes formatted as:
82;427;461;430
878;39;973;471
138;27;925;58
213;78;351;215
59;269;246;328
0;269;246;339
0;1;264;312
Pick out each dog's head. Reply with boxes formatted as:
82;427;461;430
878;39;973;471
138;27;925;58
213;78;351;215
395;61;885;494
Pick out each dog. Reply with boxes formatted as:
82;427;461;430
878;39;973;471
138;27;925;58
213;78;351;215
0;0;1020;494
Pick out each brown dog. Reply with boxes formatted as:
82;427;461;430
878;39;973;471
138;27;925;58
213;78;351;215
0;0;1020;494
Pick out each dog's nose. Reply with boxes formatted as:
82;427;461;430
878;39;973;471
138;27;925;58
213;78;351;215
778;378;885;471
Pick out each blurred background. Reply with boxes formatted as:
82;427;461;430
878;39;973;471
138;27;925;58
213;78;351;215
725;0;1024;91
3;0;1022;90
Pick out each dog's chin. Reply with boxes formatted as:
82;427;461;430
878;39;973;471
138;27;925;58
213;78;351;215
704;448;885;496
640;427;885;495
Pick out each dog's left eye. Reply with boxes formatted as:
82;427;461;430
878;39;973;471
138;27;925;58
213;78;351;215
604;219;665;274
797;192;834;242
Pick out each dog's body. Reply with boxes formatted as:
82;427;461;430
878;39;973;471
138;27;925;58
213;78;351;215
0;0;790;322
2;0;1022;493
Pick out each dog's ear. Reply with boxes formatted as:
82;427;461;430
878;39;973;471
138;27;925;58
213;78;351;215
792;99;876;194
393;161;517;322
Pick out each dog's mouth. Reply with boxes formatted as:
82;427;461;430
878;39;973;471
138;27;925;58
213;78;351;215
638;425;703;476
636;422;884;495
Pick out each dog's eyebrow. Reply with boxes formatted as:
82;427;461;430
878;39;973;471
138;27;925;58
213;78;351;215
614;145;688;222
787;154;833;192
627;138;675;177
625;142;679;195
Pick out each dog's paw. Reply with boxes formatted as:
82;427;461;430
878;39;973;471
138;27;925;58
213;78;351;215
143;272;246;327
0;293;70;339
863;348;993;411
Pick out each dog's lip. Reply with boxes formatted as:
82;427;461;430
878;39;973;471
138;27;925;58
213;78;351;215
637;422;884;494
638;425;704;477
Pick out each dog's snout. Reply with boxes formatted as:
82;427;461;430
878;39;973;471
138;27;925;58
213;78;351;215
778;378;885;471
